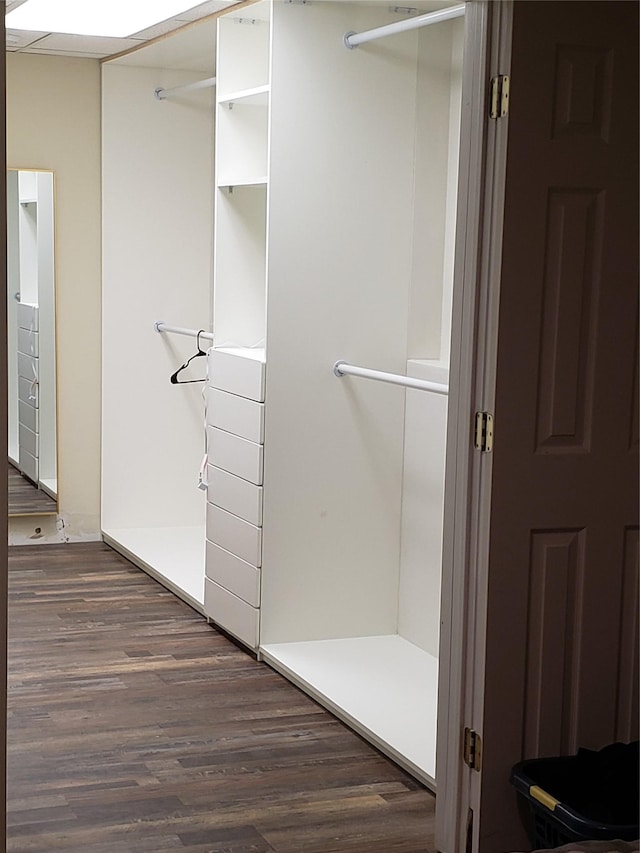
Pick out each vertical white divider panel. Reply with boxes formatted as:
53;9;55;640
102;52;214;609
261;2;419;644
36;171;56;490
398;360;449;656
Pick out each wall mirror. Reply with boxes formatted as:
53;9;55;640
7;169;58;517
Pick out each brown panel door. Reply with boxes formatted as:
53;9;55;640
478;2;638;850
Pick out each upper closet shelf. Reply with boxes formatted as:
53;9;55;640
218;85;270;107
217;176;268;189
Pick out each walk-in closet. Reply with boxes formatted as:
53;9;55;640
103;0;465;792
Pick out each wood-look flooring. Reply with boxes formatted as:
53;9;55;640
7;542;437;853
8;462;57;516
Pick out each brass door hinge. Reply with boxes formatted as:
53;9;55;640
490;74;510;119
474;412;494;452
463;727;482;771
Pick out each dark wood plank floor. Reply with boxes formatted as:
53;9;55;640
8;462;57;516
7;542;436;853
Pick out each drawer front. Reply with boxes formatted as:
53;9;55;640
207;426;263;486
18;352;38;381
19;424;38;458
207;465;263;526
18;400;38;434
206;503;262;567
18;303;38;332
208;347;265;401
207;388;264;444
206;541;261;607
204;578;259;649
18;376;38;408
19;448;38;483
17;327;39;357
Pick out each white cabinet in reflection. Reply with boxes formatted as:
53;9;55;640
7;169;57;500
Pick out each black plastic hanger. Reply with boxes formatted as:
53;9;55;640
170;331;207;384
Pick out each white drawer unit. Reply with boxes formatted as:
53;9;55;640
18;400;38;433
18;376;38;408
17;302;38;332
204;578;260;649
206;540;261;607
207;425;263;486
17;327;39;357
19;448;38;483
207;465;263;526
204;349;267;651
206;503;262;567
18;424;38;458
207;388;264;443
18;352;38;381
208;346;266;401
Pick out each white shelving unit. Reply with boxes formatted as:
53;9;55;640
101;20;217;610
207;0;464;788
102;527;206;611
261;636;439;783
202;2;272;647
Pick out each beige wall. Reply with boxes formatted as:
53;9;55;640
7;53;102;541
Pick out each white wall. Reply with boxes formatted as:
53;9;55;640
408;19;457;360
101;63;213;531
7;54;102;542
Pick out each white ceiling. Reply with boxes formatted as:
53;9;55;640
5;0;244;60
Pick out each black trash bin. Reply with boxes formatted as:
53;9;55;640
510;741;639;850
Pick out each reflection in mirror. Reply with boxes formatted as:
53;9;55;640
7;169;57;516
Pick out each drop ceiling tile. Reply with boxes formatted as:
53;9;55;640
129;18;193;40
29;33;145;56
174;0;240;21
6;29;48;50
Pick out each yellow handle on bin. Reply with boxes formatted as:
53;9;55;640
530;785;560;811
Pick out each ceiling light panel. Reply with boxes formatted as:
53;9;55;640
6;0;201;38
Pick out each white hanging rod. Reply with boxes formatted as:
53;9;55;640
154;76;217;101
154;322;214;342
333;360;449;395
344;4;465;49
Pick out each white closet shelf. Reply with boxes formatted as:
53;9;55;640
103;526;205;612
211;345;266;362
217;84;270;106
217;176;269;189
260;634;438;790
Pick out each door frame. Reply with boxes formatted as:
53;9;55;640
436;2;512;850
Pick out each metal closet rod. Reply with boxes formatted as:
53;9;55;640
333;360;449;395
154;76;217;101
344;4;465;49
154;322;214;342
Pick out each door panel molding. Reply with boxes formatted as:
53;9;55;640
535;189;604;452
616;526;639;741
524;528;586;757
